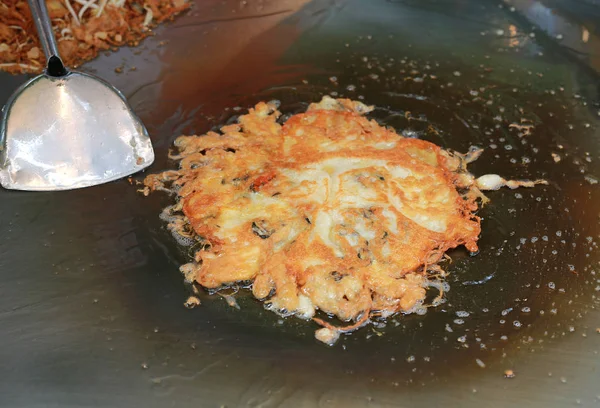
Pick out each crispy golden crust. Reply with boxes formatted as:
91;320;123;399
143;96;543;343
0;0;189;74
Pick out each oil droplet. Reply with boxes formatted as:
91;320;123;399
504;369;516;378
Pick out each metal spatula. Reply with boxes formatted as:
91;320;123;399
0;0;154;191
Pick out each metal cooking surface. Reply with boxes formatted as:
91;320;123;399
1;1;599;407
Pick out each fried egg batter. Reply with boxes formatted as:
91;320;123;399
143;96;546;345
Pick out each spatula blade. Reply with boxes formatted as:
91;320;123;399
0;71;154;191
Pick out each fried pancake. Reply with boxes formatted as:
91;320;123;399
143;96;546;344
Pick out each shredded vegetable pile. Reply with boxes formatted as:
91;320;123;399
142;96;547;345
0;0;189;74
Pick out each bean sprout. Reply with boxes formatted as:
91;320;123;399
60;27;73;37
77;0;100;21
476;174;547;191
95;0;109;17
63;0;80;26
73;0;99;9
143;6;154;27
0;63;39;71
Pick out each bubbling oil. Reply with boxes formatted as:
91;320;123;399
160;43;600;380
131;5;600;384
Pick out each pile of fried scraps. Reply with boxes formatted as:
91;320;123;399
142;96;547;345
0;0;189;74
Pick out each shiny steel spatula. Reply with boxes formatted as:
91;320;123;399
0;0;154;191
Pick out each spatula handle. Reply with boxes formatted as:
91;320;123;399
27;0;67;76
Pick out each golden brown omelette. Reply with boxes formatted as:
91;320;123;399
142;96;546;345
